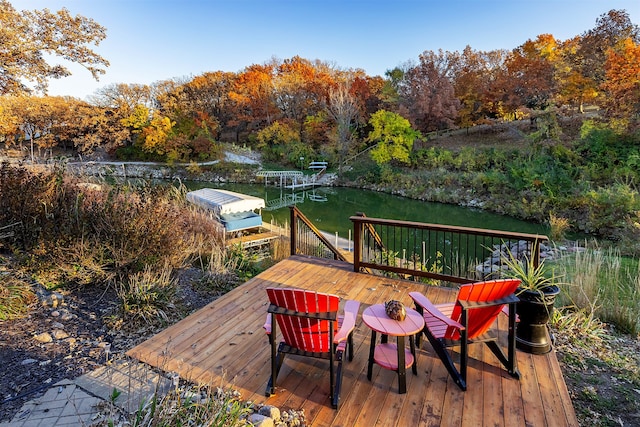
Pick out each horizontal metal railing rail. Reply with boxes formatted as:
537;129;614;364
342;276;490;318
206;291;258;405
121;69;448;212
350;215;548;284
290;206;346;261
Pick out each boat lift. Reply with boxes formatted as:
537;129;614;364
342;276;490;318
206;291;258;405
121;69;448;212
256;161;328;189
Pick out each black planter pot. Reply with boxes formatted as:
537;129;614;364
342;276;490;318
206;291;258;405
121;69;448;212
515;285;560;355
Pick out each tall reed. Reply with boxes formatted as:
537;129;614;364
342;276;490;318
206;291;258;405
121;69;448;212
557;244;640;335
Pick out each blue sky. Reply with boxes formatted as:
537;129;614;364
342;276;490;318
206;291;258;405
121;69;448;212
10;0;640;100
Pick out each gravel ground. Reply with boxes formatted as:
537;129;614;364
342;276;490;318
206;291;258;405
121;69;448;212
0;267;215;423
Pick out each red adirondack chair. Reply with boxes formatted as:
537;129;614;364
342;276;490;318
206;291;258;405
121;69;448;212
264;287;360;408
409;279;521;391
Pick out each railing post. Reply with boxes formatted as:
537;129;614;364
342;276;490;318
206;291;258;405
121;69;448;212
353;217;362;273
290;206;297;256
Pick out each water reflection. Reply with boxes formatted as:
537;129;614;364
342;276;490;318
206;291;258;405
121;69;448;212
263;189;328;210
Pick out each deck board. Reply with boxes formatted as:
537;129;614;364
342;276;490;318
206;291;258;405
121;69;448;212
127;255;579;427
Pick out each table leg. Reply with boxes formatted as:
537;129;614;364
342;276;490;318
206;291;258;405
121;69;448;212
410;335;418;375
397;335;406;394
367;330;377;381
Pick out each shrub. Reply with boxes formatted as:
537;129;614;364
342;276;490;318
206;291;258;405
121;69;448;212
549;213;570;242
0;162;53;249
0;164;225;290
581;184;639;234
80;184;195;275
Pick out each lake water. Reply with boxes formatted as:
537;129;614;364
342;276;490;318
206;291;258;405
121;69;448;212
185;182;549;239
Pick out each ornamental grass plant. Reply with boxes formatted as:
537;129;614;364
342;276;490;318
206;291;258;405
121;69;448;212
500;244;560;294
0;276;36;321
556;243;640;336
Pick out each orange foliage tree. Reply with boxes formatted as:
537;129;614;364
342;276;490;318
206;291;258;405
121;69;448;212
228;63;277;143
601;38;640;126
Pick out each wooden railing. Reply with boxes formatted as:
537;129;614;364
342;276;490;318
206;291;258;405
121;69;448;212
290;206;346;261
350;215;548;284
288;207;549;284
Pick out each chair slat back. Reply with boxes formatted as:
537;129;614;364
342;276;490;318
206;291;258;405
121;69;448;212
267;288;340;353
447;279;520;339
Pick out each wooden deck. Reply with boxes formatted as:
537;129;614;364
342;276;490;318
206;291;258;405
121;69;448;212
127;255;578;427
225;222;288;248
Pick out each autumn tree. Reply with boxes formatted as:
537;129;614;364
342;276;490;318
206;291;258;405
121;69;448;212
273;56;335;134
0;96;52;161
0;95;129;157
367;110;421;165
302;111;332;151
141;115;175;157
152;78;188;114
450;46;507;126
181;71;235;127
601;37;640;126
399;50;460;133
228;63;277;143
340;69;384;120
326;81;360;166
578;9;640;86
449;47;481;127
505;35;557;112
0;96;72;160
554;36;599;112
152;77;220;159
565;9;640;112
0;98;20;145
86;84;155;152
38;96;81;152
119;103;151;151
89;83;153;115
67;103;131;155
0;1;109;95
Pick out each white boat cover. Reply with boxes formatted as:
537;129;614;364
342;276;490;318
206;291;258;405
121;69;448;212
186;188;265;215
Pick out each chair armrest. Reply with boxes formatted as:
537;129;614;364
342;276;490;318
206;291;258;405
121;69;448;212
458;295;520;323
409;291;464;330
458;294;519;310
334;300;360;344
263;313;272;335
409;292;464;330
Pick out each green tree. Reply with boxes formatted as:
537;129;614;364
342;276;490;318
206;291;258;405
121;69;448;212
256;120;302;163
0;1;109;95
367;110;421;165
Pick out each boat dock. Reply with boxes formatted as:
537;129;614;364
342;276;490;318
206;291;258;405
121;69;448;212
257;162;328;189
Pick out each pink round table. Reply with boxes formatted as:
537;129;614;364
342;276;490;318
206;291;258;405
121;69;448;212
362;303;425;394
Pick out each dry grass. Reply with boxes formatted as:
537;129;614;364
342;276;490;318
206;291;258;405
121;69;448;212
0;163;226;324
